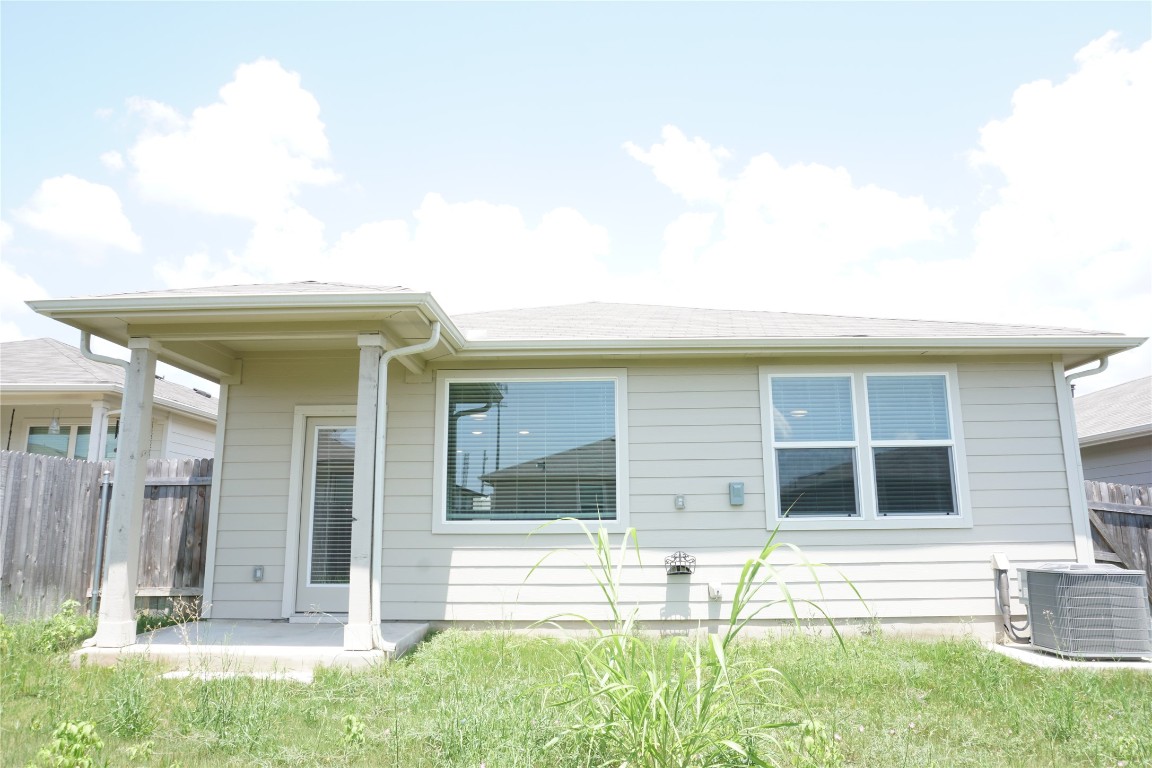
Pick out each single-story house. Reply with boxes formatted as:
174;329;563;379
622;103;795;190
1075;375;1152;486
1;338;217;461
27;282;1146;650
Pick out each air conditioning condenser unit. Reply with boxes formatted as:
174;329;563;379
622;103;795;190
1018;563;1151;660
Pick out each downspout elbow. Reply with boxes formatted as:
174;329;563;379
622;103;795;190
80;332;129;371
381;322;442;366
1066;356;1109;388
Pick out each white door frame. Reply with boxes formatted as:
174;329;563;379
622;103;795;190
282;405;357;617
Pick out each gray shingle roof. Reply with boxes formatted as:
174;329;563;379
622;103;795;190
1075;376;1152;441
60;281;413;300
453;302;1120;341
1;338;218;419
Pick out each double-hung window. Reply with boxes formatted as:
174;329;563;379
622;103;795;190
433;369;628;532
760;366;970;529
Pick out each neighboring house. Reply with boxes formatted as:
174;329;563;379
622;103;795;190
27;282;1146;651
1075;375;1152;485
1;338;218;461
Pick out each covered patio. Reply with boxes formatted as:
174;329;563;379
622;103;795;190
30;283;465;653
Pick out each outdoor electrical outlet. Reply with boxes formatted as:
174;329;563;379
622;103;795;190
674;494;686;510
253;565;264;581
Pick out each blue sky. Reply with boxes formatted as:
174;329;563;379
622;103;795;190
2;2;1149;392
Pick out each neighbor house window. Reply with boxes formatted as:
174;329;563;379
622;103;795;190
435;370;627;530
761;367;969;528
27;425;117;460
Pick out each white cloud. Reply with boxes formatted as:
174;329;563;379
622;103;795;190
127;59;338;221
0;220;12;248
624;125;954;311
625;126;731;203
964;32;1151;391
0;261;49;341
100;151;125;171
156;193;614;312
14;175;142;253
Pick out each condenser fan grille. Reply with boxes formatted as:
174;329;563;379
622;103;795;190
1019;564;1151;660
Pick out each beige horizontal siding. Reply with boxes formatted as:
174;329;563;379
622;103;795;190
207;353;1080;633
210;352;359;618
165;417;216;459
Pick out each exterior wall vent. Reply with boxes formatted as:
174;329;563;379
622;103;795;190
1019;563;1151;660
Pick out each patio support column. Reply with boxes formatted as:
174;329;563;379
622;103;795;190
87;398;111;461
345;334;384;651
93;338;158;648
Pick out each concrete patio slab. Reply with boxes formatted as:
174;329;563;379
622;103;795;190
74;620;429;678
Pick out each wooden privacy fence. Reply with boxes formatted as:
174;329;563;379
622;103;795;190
0;451;212;618
1088;480;1152;605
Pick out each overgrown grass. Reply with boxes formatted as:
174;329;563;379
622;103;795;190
1;616;1150;766
530;523;862;767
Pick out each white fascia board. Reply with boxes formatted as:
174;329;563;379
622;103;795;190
451;335;1146;359
1078;424;1152;447
28;292;467;352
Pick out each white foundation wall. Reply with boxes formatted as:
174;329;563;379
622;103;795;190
208;353;1079;634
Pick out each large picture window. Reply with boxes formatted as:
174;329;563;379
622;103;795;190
435;371;627;530
761;367;969;528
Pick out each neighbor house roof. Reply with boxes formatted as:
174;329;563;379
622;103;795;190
1075;376;1152;446
26;282;1146;381
0;338;218;420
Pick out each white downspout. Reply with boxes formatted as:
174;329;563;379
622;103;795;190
1057;355;1112;563
370;321;441;647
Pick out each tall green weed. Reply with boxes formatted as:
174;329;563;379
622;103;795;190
532;524;859;767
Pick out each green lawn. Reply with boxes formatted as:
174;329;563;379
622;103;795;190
2;618;1149;768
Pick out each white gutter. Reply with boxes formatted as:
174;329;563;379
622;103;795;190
1078;424;1152;448
369;321;442;647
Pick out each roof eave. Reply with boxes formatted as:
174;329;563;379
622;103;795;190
1078;424;1152;447
451;335;1146;364
27;291;467;380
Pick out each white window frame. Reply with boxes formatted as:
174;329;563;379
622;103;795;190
432;368;629;534
759;364;972;530
23;421;117;460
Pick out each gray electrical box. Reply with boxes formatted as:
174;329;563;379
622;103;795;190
729;482;745;506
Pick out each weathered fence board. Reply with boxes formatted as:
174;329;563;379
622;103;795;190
1087;481;1152;606
0;452;103;618
0;451;212;618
